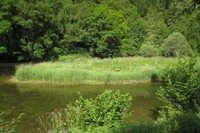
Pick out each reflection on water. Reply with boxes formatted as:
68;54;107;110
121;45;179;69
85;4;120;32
0;64;162;133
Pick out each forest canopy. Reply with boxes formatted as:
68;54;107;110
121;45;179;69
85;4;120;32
0;0;199;61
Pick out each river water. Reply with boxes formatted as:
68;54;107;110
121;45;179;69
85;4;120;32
0;64;162;133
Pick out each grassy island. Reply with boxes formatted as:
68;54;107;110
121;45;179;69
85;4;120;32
15;57;180;84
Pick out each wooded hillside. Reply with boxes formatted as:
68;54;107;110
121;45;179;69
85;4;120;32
0;0;199;61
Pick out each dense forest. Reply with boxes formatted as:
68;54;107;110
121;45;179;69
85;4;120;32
0;0;199;61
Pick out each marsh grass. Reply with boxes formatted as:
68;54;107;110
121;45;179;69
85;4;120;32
15;57;179;84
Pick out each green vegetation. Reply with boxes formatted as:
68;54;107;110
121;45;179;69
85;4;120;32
115;112;200;133
38;90;132;133
0;109;23;133
161;32;192;57
1;0;200;131
36;57;200;133
15;57;178;84
155;57;200;133
0;0;199;61
157;57;200;112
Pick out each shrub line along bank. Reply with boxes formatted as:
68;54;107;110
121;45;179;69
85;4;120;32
15;57;189;84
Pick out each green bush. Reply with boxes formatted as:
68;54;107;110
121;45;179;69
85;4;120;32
154;57;200;133
38;90;132;133
161;32;192;57
156;57;200;112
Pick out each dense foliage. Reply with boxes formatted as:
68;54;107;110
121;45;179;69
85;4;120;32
161;32;192;57
38;90;132;132
157;57;200;112
155;57;200;132
0;0;199;61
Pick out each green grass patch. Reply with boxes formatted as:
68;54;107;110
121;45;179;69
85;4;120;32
15;57;182;84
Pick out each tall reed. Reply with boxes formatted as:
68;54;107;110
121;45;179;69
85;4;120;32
16;57;180;84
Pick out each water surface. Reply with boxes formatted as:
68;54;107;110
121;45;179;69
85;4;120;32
0;64;162;133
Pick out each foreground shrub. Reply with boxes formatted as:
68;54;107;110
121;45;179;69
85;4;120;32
154;57;200;132
156;57;200;112
38;90;132;133
155;57;200;132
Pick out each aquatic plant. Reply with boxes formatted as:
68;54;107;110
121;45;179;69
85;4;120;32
15;57;179;84
0;109;24;133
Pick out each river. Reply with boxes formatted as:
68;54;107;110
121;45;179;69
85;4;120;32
0;64;162;133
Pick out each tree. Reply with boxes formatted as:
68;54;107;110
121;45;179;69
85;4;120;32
58;1;95;55
124;5;147;56
13;0;62;60
0;0;199;61
88;5;130;58
162;32;192;57
0;0;17;59
69;4;131;58
0;9;10;54
186;8;200;53
166;0;200;53
140;7;169;57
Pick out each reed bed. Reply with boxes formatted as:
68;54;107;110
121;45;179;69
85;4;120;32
15;57;179;84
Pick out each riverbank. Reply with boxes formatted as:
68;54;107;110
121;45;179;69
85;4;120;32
14;57;180;84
